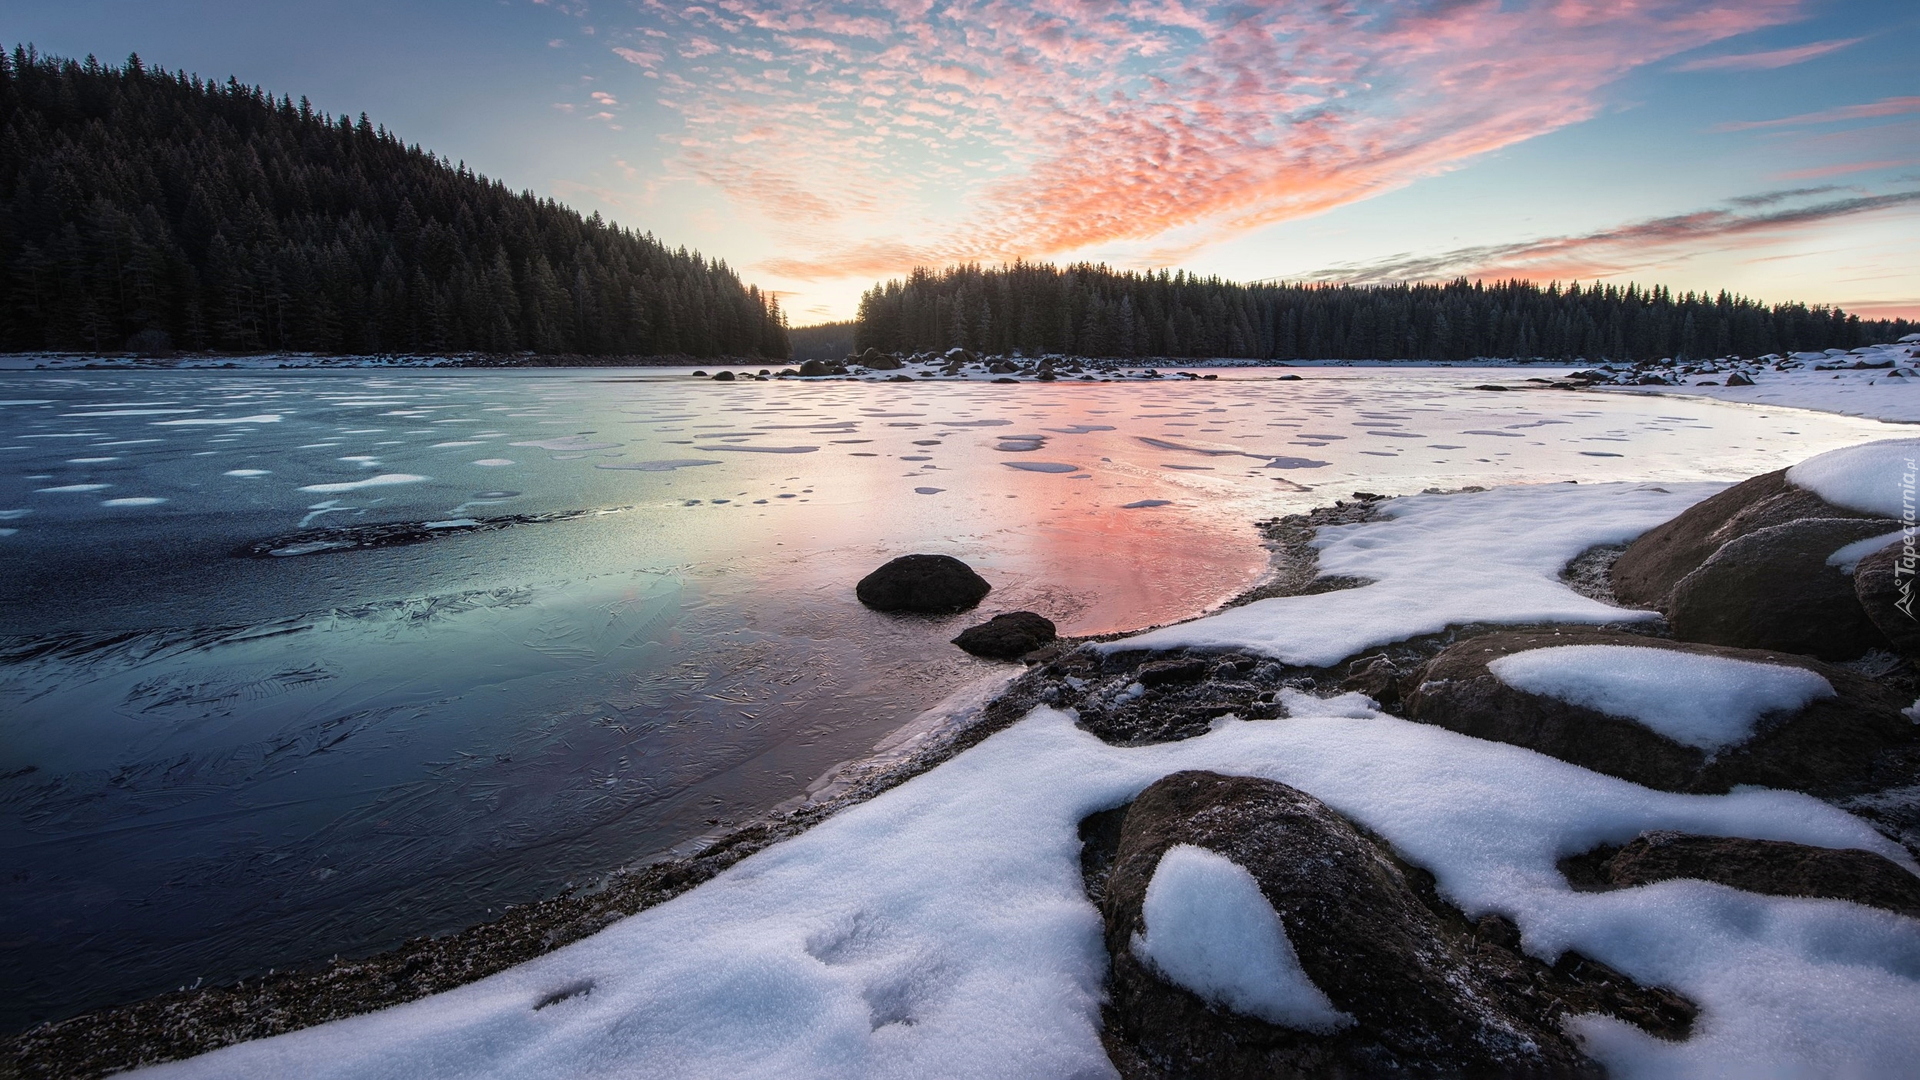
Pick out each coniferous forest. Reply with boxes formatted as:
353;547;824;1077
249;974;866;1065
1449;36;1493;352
856;262;1914;362
0;48;790;358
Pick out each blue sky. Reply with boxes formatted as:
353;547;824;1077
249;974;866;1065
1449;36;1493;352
10;0;1916;323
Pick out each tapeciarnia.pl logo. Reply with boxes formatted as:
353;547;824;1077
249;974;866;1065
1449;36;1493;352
1898;457;1917;621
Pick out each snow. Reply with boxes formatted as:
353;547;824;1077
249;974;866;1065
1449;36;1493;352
1487;645;1836;752
1786;437;1920;519
150;701;1919;1080
1108;481;1717;667
1132;844;1351;1031
1594;341;1920;424
296;473;430;493
144;481;1920;1079
1828;529;1907;573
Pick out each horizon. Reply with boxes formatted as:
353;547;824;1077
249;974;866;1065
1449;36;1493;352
9;0;1915;325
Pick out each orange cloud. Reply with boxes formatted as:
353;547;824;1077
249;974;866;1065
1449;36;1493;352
612;0;1816;280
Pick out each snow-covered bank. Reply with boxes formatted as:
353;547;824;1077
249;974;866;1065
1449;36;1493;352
136;475;1920;1078
147;706;1916;1080
1587;338;1920;424
1114;481;1713;665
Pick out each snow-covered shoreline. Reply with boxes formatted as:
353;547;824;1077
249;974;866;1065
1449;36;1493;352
56;460;1916;1079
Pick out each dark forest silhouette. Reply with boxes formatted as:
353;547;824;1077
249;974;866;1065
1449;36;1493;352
856;262;1912;362
0;48;789;358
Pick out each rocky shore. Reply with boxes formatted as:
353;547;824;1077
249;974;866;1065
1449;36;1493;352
12;445;1920;1077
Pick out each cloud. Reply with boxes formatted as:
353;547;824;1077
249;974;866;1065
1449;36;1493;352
607;0;1816;281
1291;190;1920;286
1675;37;1861;71
1772;160;1916;181
612;46;662;67
1718;96;1920;131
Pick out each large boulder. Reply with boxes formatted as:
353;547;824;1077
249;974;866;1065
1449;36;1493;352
1399;629;1916;796
951;611;1056;659
854;554;991;613
1666;517;1898;659
1855;540;1920;656
1612;469;1876;609
797;358;845;377
1093;771;1690;1078
855;347;903;370
1563;831;1920;918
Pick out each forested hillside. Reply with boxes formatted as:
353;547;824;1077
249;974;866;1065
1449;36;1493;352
0;48;789;358
856;262;1912;362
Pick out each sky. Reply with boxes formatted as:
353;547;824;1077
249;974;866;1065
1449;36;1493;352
10;0;1917;324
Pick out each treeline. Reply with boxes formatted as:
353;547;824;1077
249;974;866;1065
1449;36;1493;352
787;320;855;362
0;47;789;357
856;262;1911;362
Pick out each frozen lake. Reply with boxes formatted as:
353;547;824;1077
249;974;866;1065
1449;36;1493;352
0;365;1900;1029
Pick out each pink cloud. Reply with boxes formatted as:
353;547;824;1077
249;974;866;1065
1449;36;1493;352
1718;96;1920;131
615;0;1817;279
1294;190;1920;286
1772;159;1916;181
612;46;662;67
1676;37;1862;71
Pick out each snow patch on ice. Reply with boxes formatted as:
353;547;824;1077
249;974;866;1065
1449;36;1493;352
297;474;429;494
152;414;282;426
1132;844;1350;1031
1488;645;1835;752
1787;438;1920;519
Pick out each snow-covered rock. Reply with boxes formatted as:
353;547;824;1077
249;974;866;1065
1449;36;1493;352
1487;644;1835;752
1130;844;1349;1031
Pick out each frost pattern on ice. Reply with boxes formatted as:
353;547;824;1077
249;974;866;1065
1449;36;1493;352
1488;645;1835;752
1132;844;1350;1032
1787;437;1920;519
1109;481;1716;667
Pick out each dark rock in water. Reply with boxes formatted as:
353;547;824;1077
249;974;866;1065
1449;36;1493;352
855;554;991;613
1668;517;1898;659
886;373;914;382
1561;832;1920;918
988;360;1019;374
1472;383;1512;391
710;370;735;381
952;611;1057;659
691;370;708;377
1274;373;1302;381
797;358;848;377
1855;541;1920;656
1093;771;1691;1078
1725;371;1755;386
1400;629;1916;796
1612;468;1874;609
856;347;903;370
